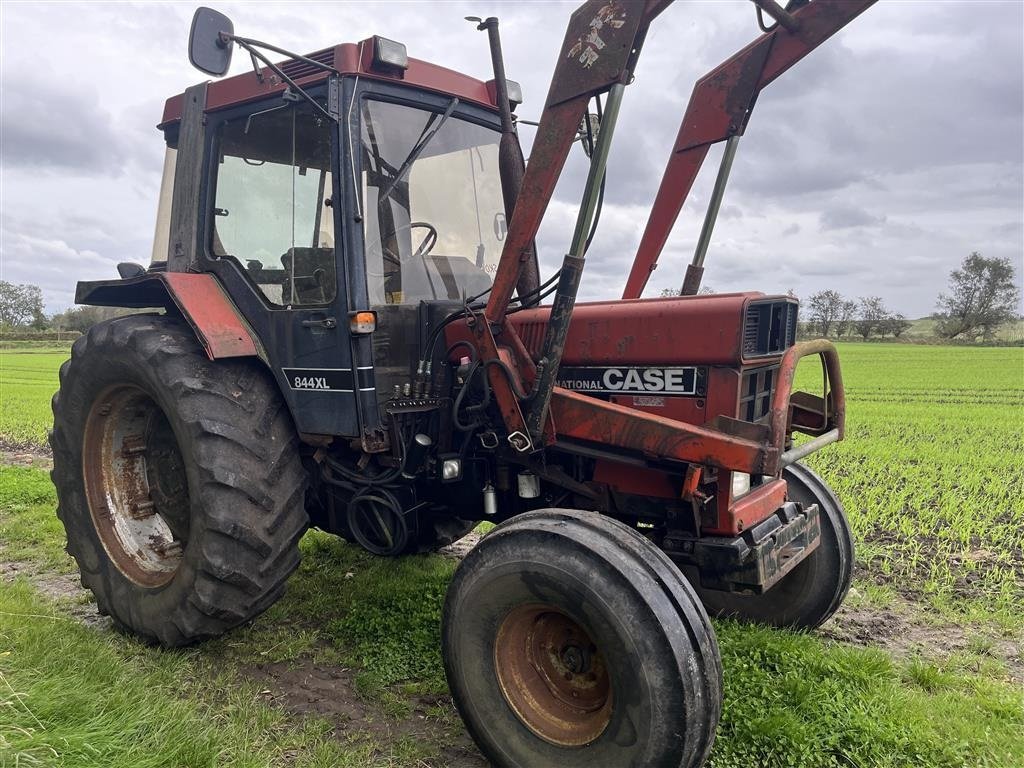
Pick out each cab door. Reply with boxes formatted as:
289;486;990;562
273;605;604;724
202;85;375;440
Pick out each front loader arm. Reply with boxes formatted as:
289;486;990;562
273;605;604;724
471;0;873;456
474;0;671;451
622;0;876;298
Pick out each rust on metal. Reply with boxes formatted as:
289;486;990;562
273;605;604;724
82;384;188;588
768;338;846;452
547;0;642;107
494;603;612;747
552;386;774;476
162;272;260;360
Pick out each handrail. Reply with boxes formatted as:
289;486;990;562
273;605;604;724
769;339;846;454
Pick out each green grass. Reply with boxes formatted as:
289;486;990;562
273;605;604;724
2;463;1023;767
794;344;1024;623
1;344;1023;765
0;350;64;448
0;465;68;570
0;579;349;768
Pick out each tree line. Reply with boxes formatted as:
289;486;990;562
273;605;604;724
805;292;911;340
659;252;1019;342
0;282;131;334
808;253;1019;341
3;252;1019;340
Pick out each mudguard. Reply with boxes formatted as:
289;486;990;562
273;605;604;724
75;272;261;360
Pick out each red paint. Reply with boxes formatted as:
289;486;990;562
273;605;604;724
161;39;500;127
769;339;846;442
593;460;678;500
506;292;767;365
550;387;772;476
707;478;787;536
76;272;259;361
161;273;259;360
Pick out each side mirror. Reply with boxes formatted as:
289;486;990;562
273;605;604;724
189;7;234;77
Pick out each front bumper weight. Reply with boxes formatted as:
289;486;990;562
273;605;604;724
665;501;821;594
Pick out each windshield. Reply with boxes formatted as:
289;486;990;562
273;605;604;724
360;98;505;305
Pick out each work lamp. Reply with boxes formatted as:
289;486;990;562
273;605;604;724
372;36;408;72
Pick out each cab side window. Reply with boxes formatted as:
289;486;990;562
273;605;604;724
212;103;336;306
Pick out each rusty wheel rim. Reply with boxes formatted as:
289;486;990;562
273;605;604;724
494;603;613;747
82;385;189;587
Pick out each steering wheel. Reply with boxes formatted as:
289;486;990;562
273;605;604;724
371;221;438;268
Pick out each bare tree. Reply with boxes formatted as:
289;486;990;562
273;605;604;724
855;296;887;340
807;290;843;337
935;252;1019;340
834;299;857;338
659;285;715;297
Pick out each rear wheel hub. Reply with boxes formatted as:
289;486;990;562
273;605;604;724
82;385;189;587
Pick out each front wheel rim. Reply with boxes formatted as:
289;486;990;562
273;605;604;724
493;603;613;747
82;384;189;587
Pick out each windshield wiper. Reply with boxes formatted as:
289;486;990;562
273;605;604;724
378;97;460;204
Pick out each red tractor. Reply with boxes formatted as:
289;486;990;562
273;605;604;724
51;1;873;764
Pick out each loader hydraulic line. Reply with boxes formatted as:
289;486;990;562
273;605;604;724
523;82;626;440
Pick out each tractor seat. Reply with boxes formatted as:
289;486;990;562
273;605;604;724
280;247;335;305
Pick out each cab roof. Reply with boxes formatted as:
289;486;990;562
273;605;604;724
160;37;502;128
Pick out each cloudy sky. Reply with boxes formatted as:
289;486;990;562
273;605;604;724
2;0;1021;317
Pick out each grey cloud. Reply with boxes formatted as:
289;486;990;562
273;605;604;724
819;205;887;231
0;0;1020;320
0;69;125;175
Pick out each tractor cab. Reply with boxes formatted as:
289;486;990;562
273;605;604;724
138;29;525;447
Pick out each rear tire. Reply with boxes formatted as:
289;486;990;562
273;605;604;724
443;508;721;768
50;315;308;646
693;463;854;630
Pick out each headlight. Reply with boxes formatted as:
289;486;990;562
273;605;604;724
731;471;751;499
441;458;462;482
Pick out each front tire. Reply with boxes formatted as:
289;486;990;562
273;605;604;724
50;315;308;646
443;509;721;768
693;463;854;630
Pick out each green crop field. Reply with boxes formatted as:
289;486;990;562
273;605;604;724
0;349;65;448
1;342;1022;767
794;344;1024;620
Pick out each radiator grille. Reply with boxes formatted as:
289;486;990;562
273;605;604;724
742;299;798;358
740;365;778;423
279;48;336;81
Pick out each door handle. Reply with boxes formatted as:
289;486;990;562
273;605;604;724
301;317;337;329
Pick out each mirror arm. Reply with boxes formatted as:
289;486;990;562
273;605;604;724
248;49;264;83
223;35;336;123
222;33;341;77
